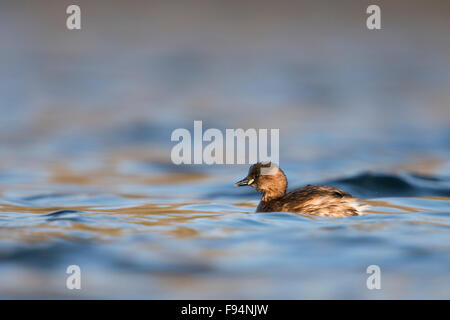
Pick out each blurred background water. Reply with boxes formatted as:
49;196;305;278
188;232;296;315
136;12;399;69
0;0;450;298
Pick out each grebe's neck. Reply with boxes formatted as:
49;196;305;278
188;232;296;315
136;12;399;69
256;165;288;202
260;178;287;201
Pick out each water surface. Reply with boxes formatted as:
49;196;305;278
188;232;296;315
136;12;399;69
1;0;450;299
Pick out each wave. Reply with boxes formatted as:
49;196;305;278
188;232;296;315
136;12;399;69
327;171;450;198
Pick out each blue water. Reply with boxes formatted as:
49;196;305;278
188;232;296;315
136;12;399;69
0;0;449;299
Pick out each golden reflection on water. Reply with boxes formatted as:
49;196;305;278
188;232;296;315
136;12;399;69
363;200;422;214
49;161;208;187
2;194;449;244
0;201;233;243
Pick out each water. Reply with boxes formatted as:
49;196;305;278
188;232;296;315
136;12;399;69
1;0;450;299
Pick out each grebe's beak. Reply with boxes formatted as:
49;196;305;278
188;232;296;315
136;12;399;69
235;178;254;187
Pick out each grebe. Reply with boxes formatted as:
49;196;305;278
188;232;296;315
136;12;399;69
235;162;365;217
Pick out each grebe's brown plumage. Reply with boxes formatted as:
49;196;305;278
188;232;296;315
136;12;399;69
235;162;364;217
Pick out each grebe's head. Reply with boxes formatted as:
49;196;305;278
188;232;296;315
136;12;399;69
235;162;287;200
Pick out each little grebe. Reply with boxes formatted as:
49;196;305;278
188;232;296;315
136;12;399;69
235;162;365;217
